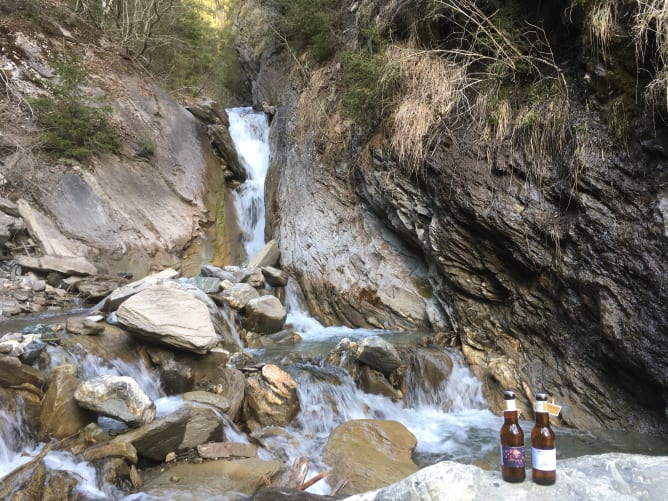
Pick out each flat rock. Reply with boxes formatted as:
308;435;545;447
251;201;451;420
197;441;257;459
345;453;668;501
16;255;97;276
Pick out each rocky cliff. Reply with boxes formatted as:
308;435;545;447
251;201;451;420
0;1;238;279
236;0;668;432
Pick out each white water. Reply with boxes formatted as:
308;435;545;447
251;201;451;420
227;107;271;260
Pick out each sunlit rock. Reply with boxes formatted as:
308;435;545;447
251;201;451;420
218;282;260;310
324;419;418;496
243;295;287;334
74;374;155;427
243;364;299;430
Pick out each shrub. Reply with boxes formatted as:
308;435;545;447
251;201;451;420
30;57;120;164
340;50;399;128
268;0;338;62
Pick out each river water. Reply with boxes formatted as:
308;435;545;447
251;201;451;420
1;107;668;498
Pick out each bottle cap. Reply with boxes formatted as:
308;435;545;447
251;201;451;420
536;392;548;401
503;390;516;400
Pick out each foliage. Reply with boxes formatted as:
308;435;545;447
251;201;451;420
340;50;399;129
68;0;241;103
267;0;338;62
30;57;120;164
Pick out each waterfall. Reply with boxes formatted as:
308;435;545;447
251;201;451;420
227;107;271;260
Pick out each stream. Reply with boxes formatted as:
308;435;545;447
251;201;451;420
2;107;668;499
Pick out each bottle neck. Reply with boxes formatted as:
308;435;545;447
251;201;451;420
503;410;519;423
535;411;550;425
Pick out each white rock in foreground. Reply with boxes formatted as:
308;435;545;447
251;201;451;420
117;284;219;354
345;453;668;501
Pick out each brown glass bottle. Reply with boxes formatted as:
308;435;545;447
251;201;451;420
531;392;556;485
500;390;525;482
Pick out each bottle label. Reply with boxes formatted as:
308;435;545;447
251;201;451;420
531;447;556;471
500;445;525;468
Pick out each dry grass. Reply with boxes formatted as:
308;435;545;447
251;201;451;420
634;0;668;109
589;1;620;61
387;44;472;174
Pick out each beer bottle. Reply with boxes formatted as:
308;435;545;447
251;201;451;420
499;389;525;482
531;391;556;485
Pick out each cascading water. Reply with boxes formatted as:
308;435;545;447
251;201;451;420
227;107;271;260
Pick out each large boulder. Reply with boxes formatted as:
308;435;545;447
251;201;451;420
112;404;226;462
219;282;260;310
116;284;220;354
324;419;418;496
243;295;287;334
345;454;668;501
243;364;299;430
74;375;155;427
100;268;179;311
0;354;45;388
355;336;403;378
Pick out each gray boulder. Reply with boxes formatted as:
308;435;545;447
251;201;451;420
355;336;403;378
113;404;226;462
74;375;155;427
247;239;280;269
220;282;260;310
117;284;220;354
100;268;179;311
244;295;287;334
345;453;668;500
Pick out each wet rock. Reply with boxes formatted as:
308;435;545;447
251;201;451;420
197;441;258;459
346;454;668;501
66;316;105;336
40;365;95;440
324;419;418;496
82;440;138;465
20;337;47;364
261;266;289;287
0;353;45;388
251;487;341;500
183;390;231;414
219;282;260;310
141;458;281;499
117;284;220;354
357;365;403;400
82;422;111;445
243;295;287;334
112;404;226;462
160;359;195;395
74;374;156;427
355;336;403;378
208;123;246;182
247;239;280;269
243;364;299;430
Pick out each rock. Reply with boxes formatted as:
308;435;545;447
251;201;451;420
219;282;260;310
243;364;299;430
183;390;231;414
15;254;97;276
250;487;341;501
101;268;179;311
247;239;280;269
76;276;127;299
40;365;95;440
197;441;257;459
117;284;220;354
0;196;20;217
358;365;403;400
244;295;287;334
82;440;138;465
242;268;266;288
185;276;222;294
186;99;229;126
324;419;418;496
141;458;281;499
345;454;668;501
355;336;403;378
0;353;45;388
0;295;22;316
66;316;105;336
19;338;47;365
0;211;24;246
208;123;246;182
74;375;156;427
261;266;289;287
201;264;237;282
112;404;226;462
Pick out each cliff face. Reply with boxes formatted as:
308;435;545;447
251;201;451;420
237;0;668;432
0;2;235;278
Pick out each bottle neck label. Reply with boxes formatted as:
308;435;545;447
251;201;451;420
504;399;517;412
535;400;546;413
531;447;556;471
500;445;525;468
